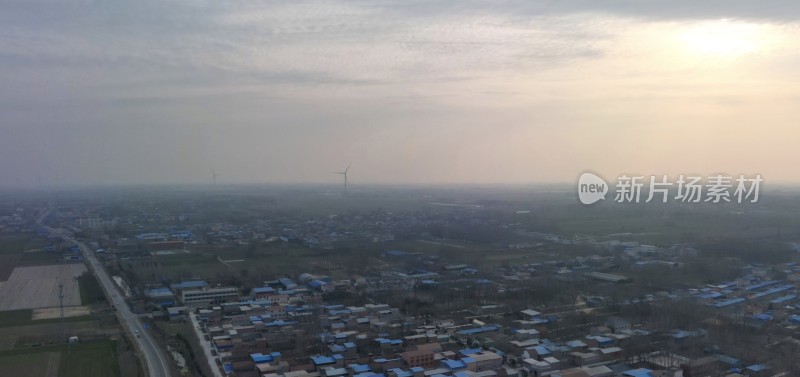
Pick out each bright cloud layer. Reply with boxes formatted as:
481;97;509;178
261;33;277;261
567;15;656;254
1;1;799;186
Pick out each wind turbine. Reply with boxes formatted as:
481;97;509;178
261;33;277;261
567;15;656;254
211;170;220;186
334;163;351;195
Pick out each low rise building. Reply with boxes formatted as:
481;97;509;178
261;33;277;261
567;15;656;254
181;286;239;307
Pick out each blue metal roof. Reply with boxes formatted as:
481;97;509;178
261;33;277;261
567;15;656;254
442;359;467;370
747;364;769;372
389;369;411;377
170;280;208;290
715;354;741;366
457;325;498;335
755;313;773;321
567;340;586;348
771;294;797;304
746;280;780;291
350;364;371;373
459;348;482;356
713;297;747;308
264;320;297;327
594;336;613;344
375;338;403;345
532;345;550;355
374;358;401;363
145;287;173;295
311;355;337;365
326;368;348;377
251;352;280;364
672;331;691;339
623;368;654;377
751;284;794;299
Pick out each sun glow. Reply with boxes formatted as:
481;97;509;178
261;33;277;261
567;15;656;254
680;20;768;59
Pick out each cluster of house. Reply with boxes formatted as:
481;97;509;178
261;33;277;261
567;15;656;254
135;265;789;377
0;209;29;233
690;264;800;330
72;205;515;250
144;275;344;315
45;206;791;377
190;299;775;377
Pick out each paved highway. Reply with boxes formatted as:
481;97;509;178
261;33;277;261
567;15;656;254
39;210;172;377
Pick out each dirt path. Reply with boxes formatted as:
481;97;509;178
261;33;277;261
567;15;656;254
32;306;91;320
44;351;60;377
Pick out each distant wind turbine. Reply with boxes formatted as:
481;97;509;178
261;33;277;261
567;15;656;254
334;163;351;195
211;170;220;186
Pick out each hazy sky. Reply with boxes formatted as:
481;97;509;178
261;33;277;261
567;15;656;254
2;1;800;187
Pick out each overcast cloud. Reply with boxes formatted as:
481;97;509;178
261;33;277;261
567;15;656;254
1;1;799;187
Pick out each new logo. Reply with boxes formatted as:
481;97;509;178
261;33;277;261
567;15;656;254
577;172;608;205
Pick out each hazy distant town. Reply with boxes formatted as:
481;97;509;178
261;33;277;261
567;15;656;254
1;185;800;377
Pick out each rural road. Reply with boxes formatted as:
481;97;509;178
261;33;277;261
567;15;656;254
189;312;225;377
39;209;172;377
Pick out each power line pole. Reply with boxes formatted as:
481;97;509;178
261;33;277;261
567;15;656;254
60;282;70;353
